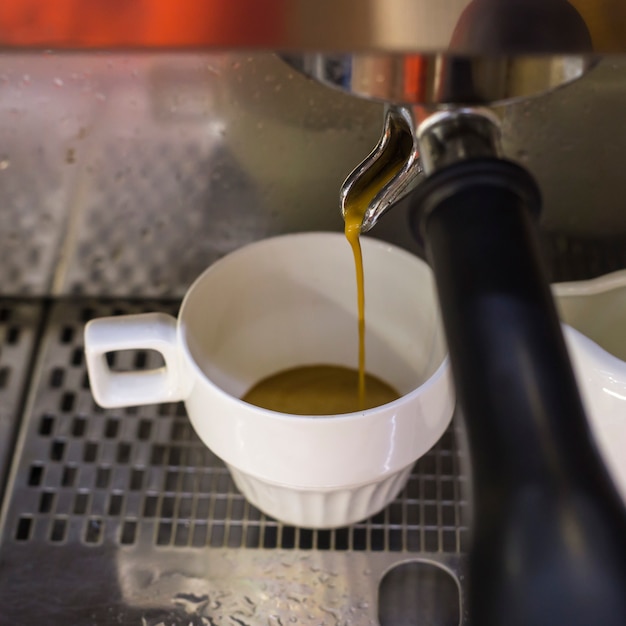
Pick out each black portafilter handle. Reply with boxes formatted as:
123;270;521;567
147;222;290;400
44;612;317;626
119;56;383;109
408;158;626;626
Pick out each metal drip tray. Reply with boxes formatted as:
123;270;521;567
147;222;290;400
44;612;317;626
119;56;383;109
0;301;43;495
0;300;469;625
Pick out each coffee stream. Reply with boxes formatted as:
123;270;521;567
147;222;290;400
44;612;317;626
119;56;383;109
242;164;404;415
342;159;405;408
343;207;367;406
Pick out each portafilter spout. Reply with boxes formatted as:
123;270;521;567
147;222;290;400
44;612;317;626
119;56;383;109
340;107;503;232
340;105;421;233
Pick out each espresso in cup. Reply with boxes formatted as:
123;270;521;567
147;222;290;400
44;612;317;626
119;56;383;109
242;364;399;415
242;182;402;416
85;233;453;528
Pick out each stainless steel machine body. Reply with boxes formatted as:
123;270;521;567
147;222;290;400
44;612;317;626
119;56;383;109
1;2;626;624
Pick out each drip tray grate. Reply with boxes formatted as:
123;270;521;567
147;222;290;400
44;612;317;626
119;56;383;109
0;300;470;625
0;300;43;494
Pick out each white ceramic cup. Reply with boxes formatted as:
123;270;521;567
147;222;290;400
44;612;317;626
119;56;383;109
84;232;453;528
554;270;626;504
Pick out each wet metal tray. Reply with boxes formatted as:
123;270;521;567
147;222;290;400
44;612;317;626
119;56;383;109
0;300;469;625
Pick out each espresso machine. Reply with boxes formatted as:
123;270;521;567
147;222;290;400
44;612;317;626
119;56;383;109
1;2;626;624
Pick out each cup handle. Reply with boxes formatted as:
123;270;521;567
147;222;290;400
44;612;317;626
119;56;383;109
84;313;186;408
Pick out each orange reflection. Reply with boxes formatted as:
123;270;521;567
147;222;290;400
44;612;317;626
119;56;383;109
0;0;285;48
402;54;428;102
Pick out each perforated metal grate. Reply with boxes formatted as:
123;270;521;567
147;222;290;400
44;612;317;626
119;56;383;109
1;300;469;554
0;301;43;493
543;233;626;283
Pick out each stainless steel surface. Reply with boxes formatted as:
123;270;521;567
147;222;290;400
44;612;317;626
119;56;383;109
417;108;501;175
1;0;624;54
284;54;592;105
0;53;385;296
0;54;625;296
500;59;626;237
0;299;469;625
